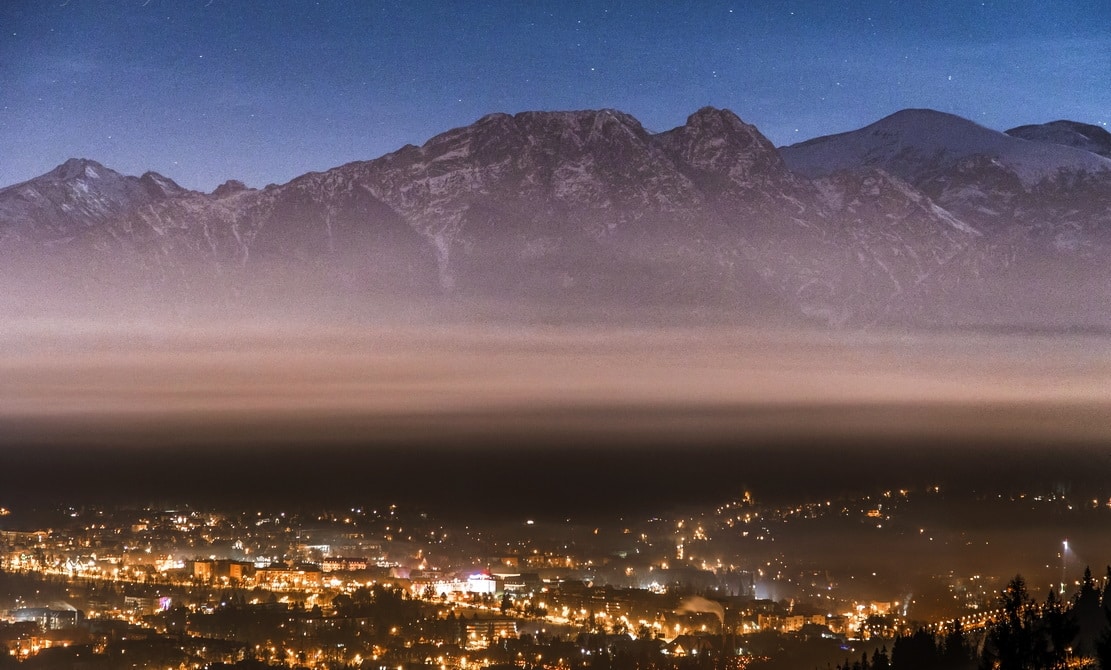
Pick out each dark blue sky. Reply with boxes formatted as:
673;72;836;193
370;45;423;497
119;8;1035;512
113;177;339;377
3;0;1108;192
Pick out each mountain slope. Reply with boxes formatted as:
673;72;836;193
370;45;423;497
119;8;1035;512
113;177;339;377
1006;120;1111;159
2;107;1110;327
780;109;1111;252
0;158;187;244
780;109;1111;187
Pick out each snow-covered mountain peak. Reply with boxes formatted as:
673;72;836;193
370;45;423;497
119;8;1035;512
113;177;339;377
0;159;191;242
48;158;116;182
1006;120;1111;159
3;106;1111;329
781;108;1111;187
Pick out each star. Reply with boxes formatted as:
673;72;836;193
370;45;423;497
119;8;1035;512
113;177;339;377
0;0;1106;191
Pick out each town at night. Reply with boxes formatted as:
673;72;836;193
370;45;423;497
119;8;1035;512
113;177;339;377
5;446;1111;670
3;1;1110;668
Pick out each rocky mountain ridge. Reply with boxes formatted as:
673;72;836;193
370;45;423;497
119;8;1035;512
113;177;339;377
3;107;1110;327
0;158;188;244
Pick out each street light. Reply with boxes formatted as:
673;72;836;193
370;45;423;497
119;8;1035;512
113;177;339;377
1060;539;1069;595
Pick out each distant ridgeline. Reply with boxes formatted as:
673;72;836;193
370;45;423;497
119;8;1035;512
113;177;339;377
2;108;1110;328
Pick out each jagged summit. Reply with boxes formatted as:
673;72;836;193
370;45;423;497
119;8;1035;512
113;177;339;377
46;157;115;182
139;171;187;198
441;108;651;151
211;179;251;198
2;106;1111;327
0;158;186;242
666;107;771;148
494;107;644;129
683;106;751;126
36;159;184;197
656;106;794;195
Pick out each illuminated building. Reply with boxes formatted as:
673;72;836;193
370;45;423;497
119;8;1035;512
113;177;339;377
322;557;369;572
431;573;500;597
12;608;83;630
255;564;324;589
193;559;214;581
464;619;517;649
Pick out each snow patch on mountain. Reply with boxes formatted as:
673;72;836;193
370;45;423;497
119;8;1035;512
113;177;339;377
1006;120;1111;159
781;109;1111;188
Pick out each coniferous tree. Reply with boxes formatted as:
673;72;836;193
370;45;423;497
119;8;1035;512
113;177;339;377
892;629;939;670
1072;566;1105;659
871;646;891;670
982;575;1036;670
1036;588;1076;669
940;621;976;670
1096;566;1111;670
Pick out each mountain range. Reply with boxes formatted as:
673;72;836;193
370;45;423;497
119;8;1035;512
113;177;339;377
2;107;1110;327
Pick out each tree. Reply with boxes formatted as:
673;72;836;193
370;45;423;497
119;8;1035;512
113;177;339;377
1094;566;1111;669
939;620;975;670
1035;588;1076;670
871;646;891;670
891;629;938;670
1073;566;1105;658
982;575;1036;670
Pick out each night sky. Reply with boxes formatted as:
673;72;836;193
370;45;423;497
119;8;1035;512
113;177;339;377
2;0;1108;192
